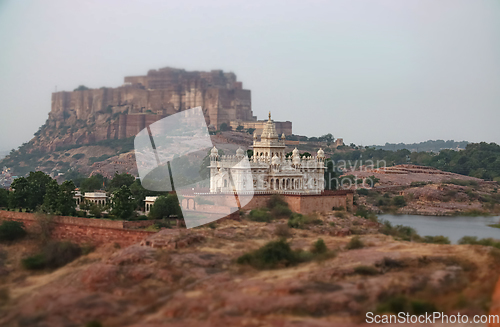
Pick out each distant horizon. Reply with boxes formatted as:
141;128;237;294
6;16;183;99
0;138;483;154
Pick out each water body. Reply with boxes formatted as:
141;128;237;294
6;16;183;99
379;214;500;244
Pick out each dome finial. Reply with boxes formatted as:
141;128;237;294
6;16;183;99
268;111;271;120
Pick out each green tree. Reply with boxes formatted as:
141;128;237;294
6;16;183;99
107;173;136;192
88;204;103;218
64;170;86;187
300;152;312;158
247;128;256;135
25;171;53;211
367;175;380;186
43;179;60;214
43;180;76;216
80;174;105;192
58;181;77;216
311;238;327;254
236;125;244;132
0;189;9;208
219;123;230;131
326;134;334;147
324;158;341;190
392;196;407;207
130;179;147;211
148;194;183;219
110;186;135;219
9;177;30;211
74;85;90;91
319;133;334;144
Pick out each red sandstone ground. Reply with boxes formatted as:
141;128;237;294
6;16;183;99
0;213;498;327
343;165;500;216
346;165;484;188
355;183;500;217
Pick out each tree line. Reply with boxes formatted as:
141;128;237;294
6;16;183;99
330;142;500;182
0;171;183;221
371;139;469;152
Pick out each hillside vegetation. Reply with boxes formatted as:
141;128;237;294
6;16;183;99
2;123;499;185
371;139;468;152
330;142;500;182
0;137;134;177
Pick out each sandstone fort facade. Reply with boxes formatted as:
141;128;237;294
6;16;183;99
49;67;292;142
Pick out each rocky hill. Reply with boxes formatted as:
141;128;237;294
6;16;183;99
0;131;253;179
0;127;336;179
32;67;254;153
0;212;498;326
0;68;253;177
1;68;298;178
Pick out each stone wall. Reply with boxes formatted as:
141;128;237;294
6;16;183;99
35;68;295;153
229;120;293;135
180;198;237;214
117;113;168;139
0;211;154;247
51;68;254;132
122;220;158;229
193;191;354;215
250;192;353;215
282;192;353;214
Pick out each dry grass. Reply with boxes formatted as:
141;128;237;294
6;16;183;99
0;214;497;325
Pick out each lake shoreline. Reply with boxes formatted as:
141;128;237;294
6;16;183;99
379;214;500;243
379;210;498;218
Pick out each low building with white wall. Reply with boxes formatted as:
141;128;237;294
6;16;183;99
145;196;158;215
84;192;108;206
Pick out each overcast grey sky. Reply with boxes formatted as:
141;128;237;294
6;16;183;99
1;0;499;151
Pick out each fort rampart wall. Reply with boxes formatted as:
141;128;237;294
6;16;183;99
0;211;154;247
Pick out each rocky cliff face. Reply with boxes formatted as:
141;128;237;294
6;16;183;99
35;105;168;153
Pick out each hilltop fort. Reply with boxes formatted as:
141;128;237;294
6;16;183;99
44;67;291;151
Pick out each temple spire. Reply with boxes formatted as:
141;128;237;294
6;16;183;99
268;111;271;121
